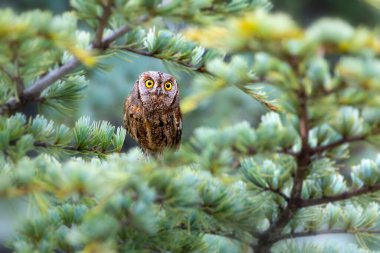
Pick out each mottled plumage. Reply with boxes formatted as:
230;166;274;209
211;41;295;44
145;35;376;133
123;71;182;155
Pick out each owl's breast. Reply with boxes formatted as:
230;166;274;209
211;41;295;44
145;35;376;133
140;93;177;112
147;108;182;152
124;100;182;154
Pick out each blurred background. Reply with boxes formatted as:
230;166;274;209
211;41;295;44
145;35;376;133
1;0;380;150
1;1;380;252
3;0;380;24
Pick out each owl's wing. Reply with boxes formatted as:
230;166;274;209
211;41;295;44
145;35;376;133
173;106;182;149
124;96;143;142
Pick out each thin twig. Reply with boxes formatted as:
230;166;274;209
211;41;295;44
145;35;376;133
113;46;208;73
92;0;115;48
232;146;297;158
0;66;14;84
269;228;380;244
300;184;380;207
11;42;24;98
260;187;290;202
102;15;148;47
34;141;112;155
169;223;253;245
33;141;78;151
311;135;366;154
0;49;25;99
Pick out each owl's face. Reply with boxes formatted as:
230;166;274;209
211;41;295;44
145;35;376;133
137;71;179;109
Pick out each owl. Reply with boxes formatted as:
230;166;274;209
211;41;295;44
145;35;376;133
123;71;182;155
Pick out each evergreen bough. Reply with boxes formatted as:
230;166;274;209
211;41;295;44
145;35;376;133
1;0;380;252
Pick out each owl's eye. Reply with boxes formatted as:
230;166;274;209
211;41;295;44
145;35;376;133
164;81;173;91
145;79;154;88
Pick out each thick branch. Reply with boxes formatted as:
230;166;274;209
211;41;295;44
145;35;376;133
253;87;311;253
300;184;380;207
0;17;147;116
311;135;366;154
270;228;380;244
288;89;312;200
0;58;82;116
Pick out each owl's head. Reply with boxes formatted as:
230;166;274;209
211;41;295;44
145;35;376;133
136;71;179;109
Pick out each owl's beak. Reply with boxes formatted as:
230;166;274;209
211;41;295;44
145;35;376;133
156;88;162;96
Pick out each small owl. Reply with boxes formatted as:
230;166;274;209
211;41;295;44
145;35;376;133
123;71;182;155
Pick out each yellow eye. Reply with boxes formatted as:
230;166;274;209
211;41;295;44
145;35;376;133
164;81;172;91
145;79;154;88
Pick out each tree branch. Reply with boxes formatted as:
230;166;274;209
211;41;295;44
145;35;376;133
232;146;297;158
34;141;113;156
300;184;380;207
269;228;380;244
92;0;115;48
171;223;253;245
0;45;25;100
113;46;208;73
253;83;311;253
260;187;290;202
311;135;366;154
0;16;148;116
113;45;280;112
0;58;82;116
0;66;13;81
11;42;24;98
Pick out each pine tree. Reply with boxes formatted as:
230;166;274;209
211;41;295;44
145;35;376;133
1;1;380;252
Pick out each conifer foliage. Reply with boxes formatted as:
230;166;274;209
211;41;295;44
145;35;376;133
1;0;380;252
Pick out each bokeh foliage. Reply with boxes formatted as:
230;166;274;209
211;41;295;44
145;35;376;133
2;0;380;253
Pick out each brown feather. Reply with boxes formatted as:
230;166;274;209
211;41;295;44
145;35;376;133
123;72;182;155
